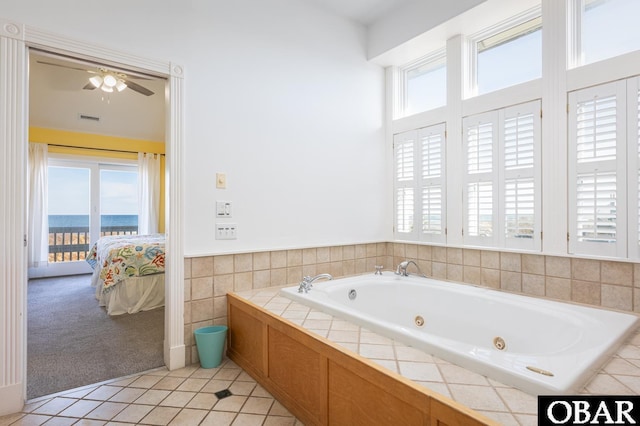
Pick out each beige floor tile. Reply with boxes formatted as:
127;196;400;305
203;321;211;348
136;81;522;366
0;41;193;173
135;389;171;405
140;406;181;426
0;412;25;425
232;413;266;426
613;374;640;393
415;381;451;399
200;410;237;426
31;397;76;415
85;401;127;420
604;358;640;376
268;400;292;417
360;331;393;345
327;330;359;343
371;359;398;373
58;400;102;418
514;413;538;426
235;371;257;383
251;385;273;398
110;403;154;423
394;345;435;363
153;377;186;391
584;373;635;394
448;384;508;412
159;391;196;408
108;387;146;403
107;376;137;387
398;361;443;382
21;400;48;413
40;417;76;425
494;387;537;414
437;364;490;386
176;378;208;392
201;379;233;393
229;381;256;396
168;408;208;425
189;368;220;379
128;375;163;389
302;319;331;330
84;386;123;401
215;368;242;381
167;365;200;378
69;419;106;426
241;397;274;415
185;393;219;410
213;395;248;412
359;343;395;360
9;413;51;425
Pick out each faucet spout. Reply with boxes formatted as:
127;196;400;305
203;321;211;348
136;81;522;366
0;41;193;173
395;260;425;277
298;273;333;293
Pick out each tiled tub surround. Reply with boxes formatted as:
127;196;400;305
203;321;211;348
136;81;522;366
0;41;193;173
231;286;640;426
185;242;640;364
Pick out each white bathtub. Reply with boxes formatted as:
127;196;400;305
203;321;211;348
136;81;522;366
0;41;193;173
279;272;640;395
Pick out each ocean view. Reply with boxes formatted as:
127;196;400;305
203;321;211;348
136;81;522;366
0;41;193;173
49;214;138;228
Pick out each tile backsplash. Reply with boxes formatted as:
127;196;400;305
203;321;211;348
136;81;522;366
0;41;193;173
183;242;640;364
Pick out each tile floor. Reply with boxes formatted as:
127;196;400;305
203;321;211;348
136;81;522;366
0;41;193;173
236;286;640;426
0;360;302;426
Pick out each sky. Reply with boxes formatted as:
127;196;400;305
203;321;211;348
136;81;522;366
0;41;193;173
48;166;138;216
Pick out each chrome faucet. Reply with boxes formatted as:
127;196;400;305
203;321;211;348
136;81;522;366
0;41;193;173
395;260;425;277
298;273;333;293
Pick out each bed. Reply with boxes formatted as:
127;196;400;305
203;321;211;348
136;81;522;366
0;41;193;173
86;233;165;316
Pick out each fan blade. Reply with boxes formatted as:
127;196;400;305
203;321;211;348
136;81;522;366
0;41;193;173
123;79;155;96
83;83;97;90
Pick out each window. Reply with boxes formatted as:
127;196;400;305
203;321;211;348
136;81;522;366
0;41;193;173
471;12;542;96
568;77;640;258
573;0;640;66
398;50;446;118
463;101;541;250
394;123;446;243
47;158;138;265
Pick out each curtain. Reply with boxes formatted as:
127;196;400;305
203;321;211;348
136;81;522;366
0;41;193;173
28;143;49;268
138;152;161;235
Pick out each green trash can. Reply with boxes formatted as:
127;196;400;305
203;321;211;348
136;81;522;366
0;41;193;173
194;325;228;368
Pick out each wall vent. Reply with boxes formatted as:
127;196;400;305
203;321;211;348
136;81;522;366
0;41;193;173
78;113;100;122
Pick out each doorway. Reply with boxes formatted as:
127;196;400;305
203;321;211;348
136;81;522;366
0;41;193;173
27;46;184;397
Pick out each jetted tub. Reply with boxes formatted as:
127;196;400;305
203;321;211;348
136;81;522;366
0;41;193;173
279;272;640;395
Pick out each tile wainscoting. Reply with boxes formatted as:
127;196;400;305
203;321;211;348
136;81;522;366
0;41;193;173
184;242;640;365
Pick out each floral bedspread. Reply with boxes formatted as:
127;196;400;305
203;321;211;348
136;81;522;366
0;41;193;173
86;234;165;292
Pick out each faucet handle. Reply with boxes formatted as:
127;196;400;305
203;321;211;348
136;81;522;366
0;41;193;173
374;265;383;275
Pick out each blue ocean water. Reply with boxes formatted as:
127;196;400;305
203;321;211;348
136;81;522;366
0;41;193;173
49;215;138;227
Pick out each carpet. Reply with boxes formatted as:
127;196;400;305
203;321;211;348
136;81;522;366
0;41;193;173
27;274;165;399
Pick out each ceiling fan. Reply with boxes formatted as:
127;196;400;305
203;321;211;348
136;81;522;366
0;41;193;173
36;60;155;96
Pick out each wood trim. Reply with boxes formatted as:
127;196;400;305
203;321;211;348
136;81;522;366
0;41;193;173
227;293;498;426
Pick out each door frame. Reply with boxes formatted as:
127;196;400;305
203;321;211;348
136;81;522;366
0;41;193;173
0;18;185;414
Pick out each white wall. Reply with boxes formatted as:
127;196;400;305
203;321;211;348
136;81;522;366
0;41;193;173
367;0;486;60
2;0;390;257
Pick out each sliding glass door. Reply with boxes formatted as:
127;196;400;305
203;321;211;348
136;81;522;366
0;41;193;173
42;156;139;276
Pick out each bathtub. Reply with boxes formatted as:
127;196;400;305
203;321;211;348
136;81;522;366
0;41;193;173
279;272;640;395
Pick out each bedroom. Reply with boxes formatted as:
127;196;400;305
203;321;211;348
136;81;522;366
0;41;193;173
26;50;169;398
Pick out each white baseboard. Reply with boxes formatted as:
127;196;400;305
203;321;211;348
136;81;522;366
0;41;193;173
164;343;185;371
0;382;24;417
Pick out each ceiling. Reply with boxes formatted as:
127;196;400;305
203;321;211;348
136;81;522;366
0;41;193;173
300;0;415;25
29;50;167;142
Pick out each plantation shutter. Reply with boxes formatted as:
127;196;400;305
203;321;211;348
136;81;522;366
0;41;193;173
568;81;627;257
501;101;541;250
394;130;417;239
463;111;497;246
419;124;446;243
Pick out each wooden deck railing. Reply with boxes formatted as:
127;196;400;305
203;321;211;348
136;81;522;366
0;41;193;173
48;225;138;262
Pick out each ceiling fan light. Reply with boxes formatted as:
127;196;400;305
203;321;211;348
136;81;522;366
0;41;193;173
101;85;113;93
103;74;117;88
89;75;103;88
115;80;127;92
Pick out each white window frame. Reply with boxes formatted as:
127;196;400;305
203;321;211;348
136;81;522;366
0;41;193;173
568;80;627;258
394;123;447;243
627;77;640;259
467;6;542;98
463;100;541;250
396;49;447;119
